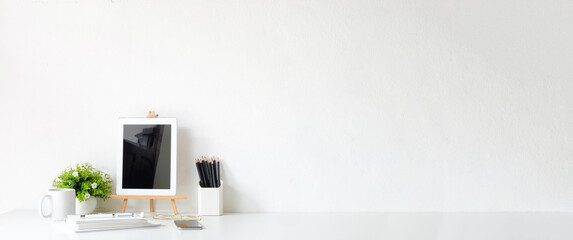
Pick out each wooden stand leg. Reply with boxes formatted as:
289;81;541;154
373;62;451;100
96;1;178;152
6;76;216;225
121;199;128;213
171;199;178;215
110;195;186;214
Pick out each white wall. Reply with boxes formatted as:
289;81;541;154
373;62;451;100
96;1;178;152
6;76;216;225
1;0;572;214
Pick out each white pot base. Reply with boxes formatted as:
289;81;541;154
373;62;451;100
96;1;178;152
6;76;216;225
75;197;97;215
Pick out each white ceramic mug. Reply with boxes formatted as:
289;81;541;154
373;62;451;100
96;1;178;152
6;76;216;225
39;188;76;221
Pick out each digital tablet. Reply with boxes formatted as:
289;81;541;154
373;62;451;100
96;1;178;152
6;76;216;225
117;118;177;196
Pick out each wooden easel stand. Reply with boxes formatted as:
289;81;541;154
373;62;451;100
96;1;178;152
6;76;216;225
110;195;187;215
111;112;183;214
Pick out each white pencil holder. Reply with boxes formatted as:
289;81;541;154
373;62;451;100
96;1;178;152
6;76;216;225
198;180;223;216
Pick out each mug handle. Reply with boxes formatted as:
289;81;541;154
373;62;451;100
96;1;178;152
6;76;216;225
39;195;52;218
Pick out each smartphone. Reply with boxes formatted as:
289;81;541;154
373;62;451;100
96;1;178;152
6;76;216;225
174;220;203;230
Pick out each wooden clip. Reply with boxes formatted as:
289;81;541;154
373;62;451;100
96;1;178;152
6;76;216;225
147;111;158;118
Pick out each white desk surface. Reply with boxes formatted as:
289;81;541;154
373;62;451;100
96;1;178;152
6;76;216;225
2;210;573;240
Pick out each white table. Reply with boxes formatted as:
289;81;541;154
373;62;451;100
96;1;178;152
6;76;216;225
1;210;573;240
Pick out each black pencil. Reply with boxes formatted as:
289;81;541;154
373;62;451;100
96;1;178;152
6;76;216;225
203;158;213;188
195;159;205;187
197;158;203;187
215;158;220;187
206;160;211;188
201;159;208;187
214;159;218;187
201;160;209;187
209;159;216;188
201;158;209;187
203;158;211;187
212;158;217;188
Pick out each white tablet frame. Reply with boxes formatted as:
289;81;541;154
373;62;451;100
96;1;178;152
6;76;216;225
116;118;177;196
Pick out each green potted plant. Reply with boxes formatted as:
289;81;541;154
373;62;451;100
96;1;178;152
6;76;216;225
52;163;112;214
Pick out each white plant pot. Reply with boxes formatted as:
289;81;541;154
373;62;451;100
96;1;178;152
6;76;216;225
75;197;97;215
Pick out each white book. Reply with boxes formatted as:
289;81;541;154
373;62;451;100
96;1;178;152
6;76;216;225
64;213;161;232
66;212;144;223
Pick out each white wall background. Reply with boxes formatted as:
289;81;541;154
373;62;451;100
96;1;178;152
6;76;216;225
1;0;572;214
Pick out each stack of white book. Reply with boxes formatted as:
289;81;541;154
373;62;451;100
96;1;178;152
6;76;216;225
64;212;161;232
